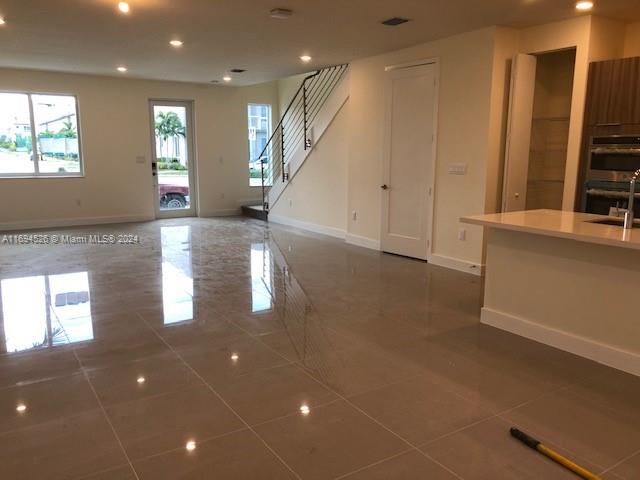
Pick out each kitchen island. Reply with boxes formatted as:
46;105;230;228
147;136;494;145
462;209;640;376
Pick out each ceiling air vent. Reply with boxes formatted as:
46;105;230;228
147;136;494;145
230;69;246;73
382;17;410;26
270;8;293;19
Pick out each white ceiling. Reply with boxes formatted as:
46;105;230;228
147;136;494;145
0;0;639;85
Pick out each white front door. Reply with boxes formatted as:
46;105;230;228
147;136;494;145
150;100;197;219
381;63;438;260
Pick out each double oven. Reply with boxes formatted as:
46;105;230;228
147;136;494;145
583;135;640;215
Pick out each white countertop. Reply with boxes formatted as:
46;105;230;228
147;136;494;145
461;209;640;251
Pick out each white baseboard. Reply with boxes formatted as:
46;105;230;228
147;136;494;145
0;214;153;232
345;233;381;251
429;253;484;276
268;214;346;240
482;307;640;377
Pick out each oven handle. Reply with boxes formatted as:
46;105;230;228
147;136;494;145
587;188;640;199
590;147;640;155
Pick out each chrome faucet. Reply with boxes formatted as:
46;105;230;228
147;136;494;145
624;169;640;229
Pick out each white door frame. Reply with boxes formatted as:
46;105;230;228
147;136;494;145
380;58;440;261
149;99;198;219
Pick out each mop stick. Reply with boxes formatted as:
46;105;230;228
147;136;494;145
510;428;601;480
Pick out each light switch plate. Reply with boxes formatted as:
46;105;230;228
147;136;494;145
448;163;467;175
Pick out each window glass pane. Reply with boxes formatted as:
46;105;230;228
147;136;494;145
0;93;35;175
248;104;272;187
32;94;81;174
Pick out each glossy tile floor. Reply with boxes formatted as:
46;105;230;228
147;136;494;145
0;217;638;479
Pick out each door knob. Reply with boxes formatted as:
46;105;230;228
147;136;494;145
381;184;389;190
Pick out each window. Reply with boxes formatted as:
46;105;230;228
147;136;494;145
0;92;82;177
247;104;272;187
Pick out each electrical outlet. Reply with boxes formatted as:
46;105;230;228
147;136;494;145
352;210;357;221
75;199;82;207
220;193;225;199
289;198;293;207
458;228;466;241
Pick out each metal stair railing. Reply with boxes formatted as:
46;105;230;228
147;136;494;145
257;64;349;211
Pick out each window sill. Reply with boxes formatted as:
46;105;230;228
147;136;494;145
0;174;85;180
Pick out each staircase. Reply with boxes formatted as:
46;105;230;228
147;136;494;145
243;64;349;220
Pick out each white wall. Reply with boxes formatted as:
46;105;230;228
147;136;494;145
269;103;349;235
277;72;308;116
0;68;279;228
625;22;640;57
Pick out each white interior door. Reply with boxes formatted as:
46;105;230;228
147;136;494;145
381;63;437;261
502;54;537;212
150;100;197;219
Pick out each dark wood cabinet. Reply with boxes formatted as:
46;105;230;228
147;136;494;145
584;57;640;126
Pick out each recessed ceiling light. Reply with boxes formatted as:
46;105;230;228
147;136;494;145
170;40;183;47
270;8;293;19
223;75;232;82
300;55;312;63
117;66;128;72
137;376;146;384
299;404;310;416
0;17;6;25
118;2;130;14
16;404;27;413
230;353;239;361
186;440;197;451
575;1;594;10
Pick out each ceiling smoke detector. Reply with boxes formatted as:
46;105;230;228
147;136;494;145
270;8;293;19
381;17;410;26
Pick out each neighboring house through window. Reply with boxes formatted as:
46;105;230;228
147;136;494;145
247;103;272;187
0;92;83;177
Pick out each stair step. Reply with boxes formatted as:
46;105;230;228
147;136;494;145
241;205;268;221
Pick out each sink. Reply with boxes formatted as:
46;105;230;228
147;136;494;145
590;218;640;228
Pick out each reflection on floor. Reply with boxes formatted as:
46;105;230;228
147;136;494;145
0;217;638;479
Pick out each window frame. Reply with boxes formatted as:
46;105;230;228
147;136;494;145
247;103;273;188
0;90;85;179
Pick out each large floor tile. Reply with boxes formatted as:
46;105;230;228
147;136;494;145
76;465;138;479
422;417;599;479
349;375;492;445
0;410;127;480
216;363;337;425
501;388;640;470
133;429;297;479
386;339;560;413
609;451;640;479
105;385;244;460
0;373;98;434
300;344;424;397
0;348;81;388
86;351;201;406
73;322;170;370
338;449;458;480
179;336;290;388
253;399;408;480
